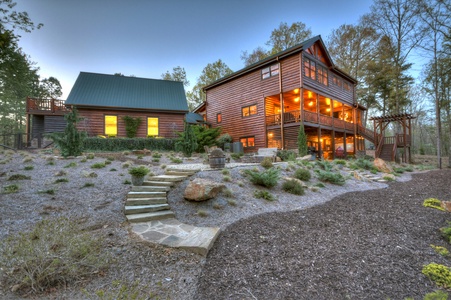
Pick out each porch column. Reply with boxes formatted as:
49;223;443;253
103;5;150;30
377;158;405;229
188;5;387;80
317;127;322;159
332;130;336;159
343;132;347;158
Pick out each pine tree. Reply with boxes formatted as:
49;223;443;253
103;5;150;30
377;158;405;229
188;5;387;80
176;122;198;157
297;121;308;156
49;107;86;157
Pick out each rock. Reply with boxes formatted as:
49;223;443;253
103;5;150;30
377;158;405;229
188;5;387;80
441;201;451;212
373;158;393;173
184;178;225;201
297;155;312;161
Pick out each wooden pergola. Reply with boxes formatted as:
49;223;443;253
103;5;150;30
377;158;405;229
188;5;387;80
369;113;416;163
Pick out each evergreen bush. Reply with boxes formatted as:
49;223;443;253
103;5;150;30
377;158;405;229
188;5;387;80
276;150;297;161
244;168;280;188
122;116;142;138
282;179;305;195
294;168;311;181
175;122;197;157
317;170;346;185
297;122;308;156
192;126;221;152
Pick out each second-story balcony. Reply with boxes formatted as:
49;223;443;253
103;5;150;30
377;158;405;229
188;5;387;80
26;97;69;115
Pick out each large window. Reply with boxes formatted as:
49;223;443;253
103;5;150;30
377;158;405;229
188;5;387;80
240;136;255;148
242;104;257;117
147;117;159;137
261;64;279;79
318;65;328;86
304;57;316;80
104;115;117;136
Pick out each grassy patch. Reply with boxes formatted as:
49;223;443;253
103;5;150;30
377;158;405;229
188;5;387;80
3;184;19;194
38;189;55;195
64;162;77;168
24;165;34;171
8;174;31;181
82;182;95;188
197;209;209;217
91;162;106;169
54;178;69;183
317;170;346;185
293;168;311;181
282;179;305;195
83;280;155;300
254;190;276;201
0;217;108;294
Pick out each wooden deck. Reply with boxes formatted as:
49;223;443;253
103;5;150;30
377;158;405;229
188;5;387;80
26;97;69;115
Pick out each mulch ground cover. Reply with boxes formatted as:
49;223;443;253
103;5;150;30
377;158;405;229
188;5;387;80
195;169;451;299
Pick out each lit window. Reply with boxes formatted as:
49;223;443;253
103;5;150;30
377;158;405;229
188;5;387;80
105;115;117;136
343;81;351;92
147;117;159;137
304;57;316;80
332;75;342;87
240;136;255;148
261;63;279;79
242;105;257;117
217;113;222;123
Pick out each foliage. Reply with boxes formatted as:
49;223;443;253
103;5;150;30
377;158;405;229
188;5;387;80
8;173;30;180
294;168;311;181
223;188;233;198
3;184;19;193
48;108;87;157
122;116;142;138
0;217;107;294
83;137;175;152
423;290;449;300
297;122;308;157
317;170;346;185
128;165;149;177
231;153;243;160
244;168;280;188
54;178;68;183
223;175;231;182
90;162;106;169
253;190;276;201
334;159;347;165
175;122;197;157
170;157;183;164
221;169;230;175
161;66;190;87
423;198;445;211
431;244;450;257
216;133;232;149
197;209;209;217
64;162;77;168
276;150;296;161
349;158;374;171
441;222;451;243
315;160;333;171
282;179;305;195
192;125;221;153
24;165;34;170
422;263;451;289
260;157;273;169
187;59;233;109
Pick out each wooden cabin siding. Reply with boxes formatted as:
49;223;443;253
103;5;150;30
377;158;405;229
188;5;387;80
31;115;44;137
44;116;66;133
206;68;279;150
76;108;184;138
281;54;301;92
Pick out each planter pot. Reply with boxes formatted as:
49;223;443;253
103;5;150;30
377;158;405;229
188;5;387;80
131;175;145;186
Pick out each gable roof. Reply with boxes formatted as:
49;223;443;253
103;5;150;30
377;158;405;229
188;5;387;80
66;72;189;112
203;35;356;90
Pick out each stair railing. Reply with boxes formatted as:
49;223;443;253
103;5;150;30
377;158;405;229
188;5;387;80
375;134;384;159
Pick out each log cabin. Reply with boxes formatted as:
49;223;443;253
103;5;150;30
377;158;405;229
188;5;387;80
26;72;189;143
195;35;376;159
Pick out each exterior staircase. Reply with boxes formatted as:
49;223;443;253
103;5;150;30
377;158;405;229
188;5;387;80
378;143;394;161
125;169;198;223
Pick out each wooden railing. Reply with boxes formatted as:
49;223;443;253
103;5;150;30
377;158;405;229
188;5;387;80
357;125;375;143
26;97;68;114
375;134;384;158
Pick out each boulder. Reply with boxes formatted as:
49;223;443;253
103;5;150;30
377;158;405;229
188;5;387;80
441;201;451;212
184;178;225;201
373;158;393;173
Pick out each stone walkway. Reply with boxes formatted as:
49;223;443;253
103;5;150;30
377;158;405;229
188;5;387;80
126;167;220;256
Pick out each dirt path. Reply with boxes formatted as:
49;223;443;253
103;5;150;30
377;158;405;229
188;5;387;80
195;169;451;299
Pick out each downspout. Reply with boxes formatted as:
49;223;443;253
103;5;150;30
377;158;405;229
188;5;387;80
278;57;284;149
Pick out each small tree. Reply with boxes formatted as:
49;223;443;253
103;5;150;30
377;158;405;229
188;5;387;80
175;122;197;157
49;107;86;157
297;122;308;156
122;116;142;138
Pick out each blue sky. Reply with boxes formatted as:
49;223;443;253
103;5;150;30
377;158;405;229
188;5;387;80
16;0;374;98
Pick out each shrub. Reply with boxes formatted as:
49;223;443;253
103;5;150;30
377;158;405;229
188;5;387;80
260;157;273;169
223;188;233;198
315;160;333;171
91;162;106;169
84;137;175;152
431;244;450;257
212;202;223;210
122;161;133;168
22;157;33;163
441;222;451;243
128;165;150;177
110;168;117;172
423;198;444;211
82;171;98;178
175;122;198;157
122;116;142;138
3;184;19;194
424;290;449;300
350;158;374;171
297;122;308;156
282;179;305;195
54;178;69;183
221;169;230;175
422;263;451;289
216;133;232;149
191;125;221;153
38;189;55;195
123;180;131;185
64;162;77;168
244;168;280;188
55;170;67;176
294;168;311;181
223;175;231;182
276;150;296;161
315;182;326;188
137;154;144;159
393;167;405;174
8;174;31;180
24;165;34;171
334;159;346;165
254;190;276;201
82;182;95;188
383;176;395;181
170;157;183;164
152;152;162;158
231;153;243;161
0;217;107;294
86;153;95;159
317;170;346;185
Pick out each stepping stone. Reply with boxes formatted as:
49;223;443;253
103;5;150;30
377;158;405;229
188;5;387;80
124;204;169;215
166;168;200;173
165;170;197;176
127;191;166;198
131;186;170;192
125;197;168;206
126;210;175;223
148;175;187;182
143;180;174;187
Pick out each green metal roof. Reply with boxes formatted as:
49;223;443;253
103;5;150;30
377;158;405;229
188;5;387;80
66;72;189;112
